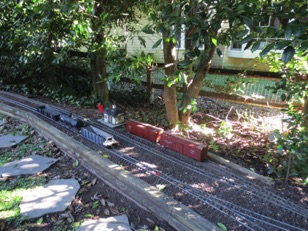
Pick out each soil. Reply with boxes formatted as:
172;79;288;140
0;116;175;231
1;87;307;231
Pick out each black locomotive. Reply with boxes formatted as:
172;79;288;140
37;106;116;147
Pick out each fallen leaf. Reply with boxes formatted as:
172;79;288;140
110;207;119;215
36;217;43;225
81;180;90;186
217;222;228;231
91;178;97;185
104;208;110;216
107;201;114;207
55;219;64;225
84;203;91;208
78;187;85;194
100;198;106;206
73;160;79;167
157;184;166;190
92;201;100;209
146;218;155;224
51;216;57;222
60;213;69;218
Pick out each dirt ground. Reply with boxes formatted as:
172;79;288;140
1;89;307;231
0;116;175;231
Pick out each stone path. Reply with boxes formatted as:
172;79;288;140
0;134;29;148
19;178;80;219
77;215;131;231
0;155;58;178
0;127;132;230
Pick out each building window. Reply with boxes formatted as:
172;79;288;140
231;41;242;50
229;9;283;59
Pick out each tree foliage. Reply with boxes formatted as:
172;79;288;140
0;0;143;103
142;0;307;129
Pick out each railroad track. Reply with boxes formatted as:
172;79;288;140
0;91;307;231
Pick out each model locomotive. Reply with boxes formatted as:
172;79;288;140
37;106;117;147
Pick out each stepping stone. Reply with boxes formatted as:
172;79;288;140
77;214;131;231
20;178;80;219
0;134;28;148
0;120;5;127
0;155;58;178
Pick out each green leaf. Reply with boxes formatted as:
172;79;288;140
216;48;223;58
251;40;262;53
74;160;79;167
92;201;100;209
185;51;197;58
211;37;217;46
275;40;290;50
141;27;155;34
235;29;249;39
243;40;253;50
167;80;174;87
281;46;295;63
281;93;287;101
159;24;167;34
240;34;254;45
178;60;193;67
217;222;228;231
242;16;253;29
138;36;146;47
152;39;162;49
260;43;275;58
296;153;303;161
36;217;43;225
268;133;275;141
284;25;293;39
158;184;166;190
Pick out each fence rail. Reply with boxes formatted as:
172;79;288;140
138;68;286;108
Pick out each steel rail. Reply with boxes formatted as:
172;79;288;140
1;92;307;218
0;92;307;230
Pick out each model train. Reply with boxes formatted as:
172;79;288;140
37;106;117;147
126;119;208;162
37;106;208;162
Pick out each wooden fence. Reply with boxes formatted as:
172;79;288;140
138;68;286;109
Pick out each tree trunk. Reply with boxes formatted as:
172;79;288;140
91;30;109;106
91;51;109;106
304;95;308;132
163;31;178;129
43;35;57;85
178;7;196;127
179;46;216;126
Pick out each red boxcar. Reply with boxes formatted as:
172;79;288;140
160;132;207;162
126;119;164;143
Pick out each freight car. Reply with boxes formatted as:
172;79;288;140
126;119;163;143
37;106;117;147
125;119;208;162
81;125;116;147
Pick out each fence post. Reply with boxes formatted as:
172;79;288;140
147;68;154;103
